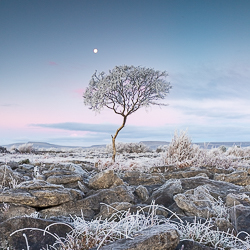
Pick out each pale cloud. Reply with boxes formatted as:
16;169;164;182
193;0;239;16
170;62;250;100
0;103;19;107
48;61;58;66
170;98;250;124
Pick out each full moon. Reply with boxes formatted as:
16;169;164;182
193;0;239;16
93;48;98;53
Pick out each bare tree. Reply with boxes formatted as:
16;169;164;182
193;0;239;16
83;65;171;161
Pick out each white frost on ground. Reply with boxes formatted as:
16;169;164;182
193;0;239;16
0;148;165;173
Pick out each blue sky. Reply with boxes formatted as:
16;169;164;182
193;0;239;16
1;0;250;146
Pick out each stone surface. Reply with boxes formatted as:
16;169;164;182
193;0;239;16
46;173;83;184
135;185;149;202
96;202;133;219
175;240;216;250
213;217;234;232
164;169;212;180
214;171;250;186
226;193;250;207
174;186;217;218
0;146;9;153
121;171;165;186
0;217;71;250
88;169;124;189
0;165;24;188
0;203;36;222
180;176;245;200
0;180;81;207
147;179;182;207
40;185;135;220
94;224;179;250
229;204;250;238
2;153;250;249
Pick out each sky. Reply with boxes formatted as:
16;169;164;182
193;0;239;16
1;0;250;147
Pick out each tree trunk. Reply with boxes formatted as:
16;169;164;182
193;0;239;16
112;115;127;162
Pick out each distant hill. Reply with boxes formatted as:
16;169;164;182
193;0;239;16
3;141;105;149
3;142;81;149
2;141;250;150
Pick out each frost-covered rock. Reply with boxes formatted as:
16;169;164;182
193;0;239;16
39;185;135;220
229;204;250;238
214;171;250;186
88;169;124;189
135;185;149;202
1;149;250;249
174;186;218;218
147;179;182;208
97;224;180;250
164;169;212;180
0;203;36;222
0;180;82;207
226;193;250;207
121;171;165;186
0;217;71;250
0;146;9;154
176;240;216;250
96;202;133;219
46;173;83;185
0;165;24;189
179;176;245;199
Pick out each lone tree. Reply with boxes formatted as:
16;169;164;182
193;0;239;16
83;65;171;161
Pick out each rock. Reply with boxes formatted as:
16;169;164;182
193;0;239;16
213;218;234;232
196;173;209;178
121;171;165;186
176;240;216;250
164;170;212;180
147;179;182;208
180;177;245;200
135;185;149;202
40;199;95;221
174;186;218;218
237;165;250;175
18;159;30;164
0;180;80;207
42;163;90;188
96;202;133;219
226;193;250;207
68;163;90;175
89;169;124;189
43;163;89;177
205;167;235;175
0;165;24;189
0;203;36;222
78;180;89;193
40;185;135;220
6;161;19;170
46;173;83;185
19;164;34;171
0;146;8;153
229;205;250;238
94;224;179;250
2;153;250;249
0;217;71;250
130;203;169;218
214;171;250;186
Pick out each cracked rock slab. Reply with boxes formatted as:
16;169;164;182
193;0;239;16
95;224;179;250
0;180;76;207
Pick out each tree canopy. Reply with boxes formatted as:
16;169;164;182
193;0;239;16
83;65;171;161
